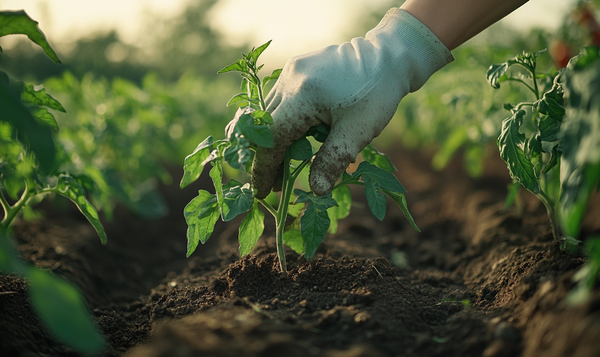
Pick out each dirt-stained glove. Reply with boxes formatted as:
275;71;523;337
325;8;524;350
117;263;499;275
252;8;454;198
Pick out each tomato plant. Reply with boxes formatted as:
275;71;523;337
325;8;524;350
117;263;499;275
0;10;105;354
181;41;419;273
487;46;600;250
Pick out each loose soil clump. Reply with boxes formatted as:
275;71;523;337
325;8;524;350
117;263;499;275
1;146;599;357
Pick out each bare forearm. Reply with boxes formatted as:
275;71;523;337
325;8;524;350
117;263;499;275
400;0;529;50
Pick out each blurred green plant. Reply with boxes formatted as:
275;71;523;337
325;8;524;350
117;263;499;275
0;10;105;354
43;69;238;219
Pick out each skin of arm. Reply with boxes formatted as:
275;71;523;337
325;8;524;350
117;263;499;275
400;0;529;50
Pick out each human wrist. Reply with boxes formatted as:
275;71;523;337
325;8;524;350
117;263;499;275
366;8;454;92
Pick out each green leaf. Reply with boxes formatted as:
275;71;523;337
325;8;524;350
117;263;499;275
251;110;274;125
251;40;272;63
504;181;521;210
535;76;564;119
0;71;56;173
0;11;60;63
184;190;220;257
30;107;59;130
283;229;304;254
363;176;387;221
56;175;107;244
542;145;560;174
209;161;224;210
283;221;305;255
294;189;337;260
289;137;313;160
306;123;330;143
361;144;397;172
486;62;512;89
263;68;282;88
27;267;105;354
226;92;249;107
218;58;247;74
432;127;468;171
238;200;264;256
300;202;331;260
222;182;254;221
180;136;215;188
352;161;407;194
328;185;351;234
383;189;420;232
224;135;252;170
538;115;562;143
497;110;540;194
21;83;66;112
236;113;274;147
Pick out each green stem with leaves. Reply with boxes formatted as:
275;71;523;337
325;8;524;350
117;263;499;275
258;152;310;273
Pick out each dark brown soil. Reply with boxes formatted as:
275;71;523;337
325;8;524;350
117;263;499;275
2;145;600;357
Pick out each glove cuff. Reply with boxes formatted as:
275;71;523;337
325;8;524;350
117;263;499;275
367;8;455;92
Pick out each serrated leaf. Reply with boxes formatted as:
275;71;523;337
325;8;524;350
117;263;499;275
222;182;254;221
180;136;215;188
30;107;58;130
0;11;60;63
352;161;407;194
21;83;66;112
289;137;313;160
238;200;264;256
497;110;540;194
300;200;331;260
27;267;105;354
363;176;386;221
218;58;247;74
251;40;272;63
383;188;420;232
328;185;351;234
294;189;337;260
55;175;107;244
361;144;397;172
184;190;220;257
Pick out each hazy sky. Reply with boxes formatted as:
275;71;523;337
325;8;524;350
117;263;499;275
0;0;578;66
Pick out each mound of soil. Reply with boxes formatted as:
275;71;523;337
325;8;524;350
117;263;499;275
2;145;600;357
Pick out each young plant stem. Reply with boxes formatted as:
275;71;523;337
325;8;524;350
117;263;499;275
1;179;33;229
269;154;311;273
535;189;559;241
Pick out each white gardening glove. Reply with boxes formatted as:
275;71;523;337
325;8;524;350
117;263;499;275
252;8;454;198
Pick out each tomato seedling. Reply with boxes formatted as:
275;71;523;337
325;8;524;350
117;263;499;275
488;46;600;247
181;41;419;272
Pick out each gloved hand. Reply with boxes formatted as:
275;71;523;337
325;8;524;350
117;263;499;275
252;8;454;198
